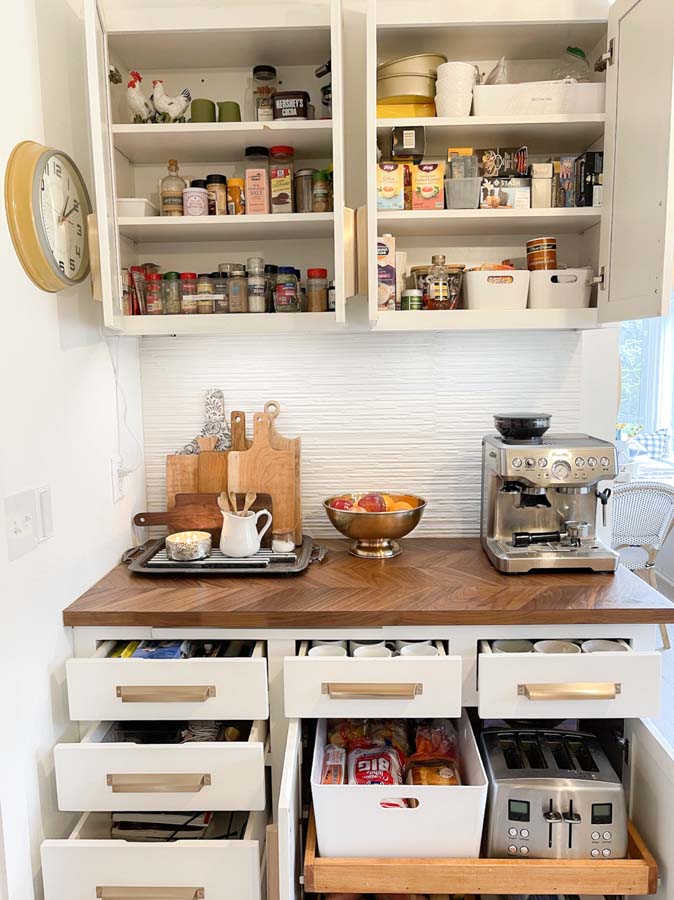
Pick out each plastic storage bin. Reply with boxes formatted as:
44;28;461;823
464;270;530;310
445;177;481;209
528;268;593;309
473;81;606;116
310;709;488;858
116;198;158;217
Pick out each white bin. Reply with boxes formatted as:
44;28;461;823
116;198;159;217
473;81;605;116
310;709;488;858
528;268;593;309
464;269;530;310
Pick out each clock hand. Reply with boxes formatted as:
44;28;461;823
59;194;70;224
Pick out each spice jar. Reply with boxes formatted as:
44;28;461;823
312;170;330;212
244;147;270;215
180;272;198;314
307;267;328;312
227;178;245;215
275;267;300;312
206;174;228;215
162;271;182;315
146;272;164;314
248;271;267;313
228;268;248;313
296;268;307;312
270;145;294;214
294;168;317;213
197;274;214;313
253;64;277;122
328;280;335;311
211;272;229;313
183;180;209;216
264;264;278;311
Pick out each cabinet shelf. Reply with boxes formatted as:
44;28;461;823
377;208;601;237
304;814;658;896
118;213;334;243
376;115;606;156
113;121;333;165
115;312;345;336
373;308;600;331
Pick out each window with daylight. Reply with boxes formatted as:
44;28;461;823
617;298;674;479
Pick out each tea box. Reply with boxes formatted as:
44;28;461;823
377;233;396;311
376;162;404;210
480;176;531;209
412;161;445;210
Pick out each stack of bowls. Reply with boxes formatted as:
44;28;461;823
377;53;447;107
435;61;478;116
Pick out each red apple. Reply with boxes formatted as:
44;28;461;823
357;493;387;512
330;497;355;511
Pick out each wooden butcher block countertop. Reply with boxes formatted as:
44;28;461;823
62;538;674;627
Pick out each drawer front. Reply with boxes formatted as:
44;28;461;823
66;642;268;721
284;643;462;717
478;641;661;719
41;811;266;900
54;721;267;812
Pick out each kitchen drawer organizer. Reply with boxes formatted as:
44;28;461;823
304;814;658;895
66;640;269;721
54;719;268;812
284;640;462;717
477;639;661;719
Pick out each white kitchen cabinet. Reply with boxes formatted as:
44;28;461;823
366;0;674;331
84;0;352;334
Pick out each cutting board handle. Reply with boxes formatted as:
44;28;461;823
264;400;281;420
252;412;273;447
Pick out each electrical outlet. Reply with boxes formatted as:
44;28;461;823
4;485;53;561
111;456;125;503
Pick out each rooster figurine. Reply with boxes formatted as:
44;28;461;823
152;80;192;123
126;70;155;123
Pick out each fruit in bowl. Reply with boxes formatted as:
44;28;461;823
324;491;426;558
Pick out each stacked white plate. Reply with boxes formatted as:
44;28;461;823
435;61;478;117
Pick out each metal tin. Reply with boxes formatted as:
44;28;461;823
401;289;423;311
165;531;212;561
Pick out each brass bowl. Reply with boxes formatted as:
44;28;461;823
323;493;426;559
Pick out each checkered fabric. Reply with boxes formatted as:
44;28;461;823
631;428;672;460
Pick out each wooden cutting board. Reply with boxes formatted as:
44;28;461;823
134;492;273;544
195;436;227;494
227;412;299;541
264;401;302;541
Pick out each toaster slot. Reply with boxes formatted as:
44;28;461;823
545;732;574;771
498;734;524;769
566;735;599;772
518;733;547;770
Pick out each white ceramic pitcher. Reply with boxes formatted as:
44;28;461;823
219;509;272;558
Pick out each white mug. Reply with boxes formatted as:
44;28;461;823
308;644;348;658
219;509;272;558
582;639;628;653
492;640;534;654
353;644;392;659
394;639;433;651
311;639;348;651
400;643;439;658
534;640;581;655
349;639;386;656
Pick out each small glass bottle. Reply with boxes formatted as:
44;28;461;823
294;168;317;213
327;280;336;311
160;158;187;216
197;274;214;313
146;273;164;314
312;170;330;212
180;272;198;314
275;267;300;312
244;147;270;214
162;271;182;315
427;254;455;310
306;268;328;312
264;264;278;312
228;268;249;313
253;65;277;121
211;271;229;313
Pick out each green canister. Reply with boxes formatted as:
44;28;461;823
401;288;423;311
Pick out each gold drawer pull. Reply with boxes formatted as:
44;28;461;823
322;682;422;700
518;682;622;701
115;685;216;703
96;889;204;900
106;773;212;793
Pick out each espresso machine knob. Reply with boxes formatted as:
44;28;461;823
551;460;572;479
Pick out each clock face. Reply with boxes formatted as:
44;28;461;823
34;150;91;284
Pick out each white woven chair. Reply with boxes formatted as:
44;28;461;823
611;480;674;587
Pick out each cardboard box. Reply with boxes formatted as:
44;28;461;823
376;162;404;210
392;126;425;162
480;177;531;209
447;147;475;161
377;233;396;310
575;151;604;207
531;176;553;208
412;161;445;209
476;146;528;177
558;155;576;207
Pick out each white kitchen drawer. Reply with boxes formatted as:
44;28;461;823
66;641;268;721
54;719;267;812
478;640;661;719
41;809;266;900
284;641;462;717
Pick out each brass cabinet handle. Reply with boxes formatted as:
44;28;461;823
106;773;212;793
115;685;216;703
96;889;204;900
322;682;422;700
518;682;622;701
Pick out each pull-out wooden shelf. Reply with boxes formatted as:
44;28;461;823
304;814;658;895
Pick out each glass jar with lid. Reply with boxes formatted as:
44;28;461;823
312;170;330;212
244;147;270;214
180;272;198;314
252;65;277;121
146;273;164;314
211;272;229;313
294;168;317;214
228;268;249;313
248;261;266;313
162;271;182;314
306;267;328;312
264;264;278;312
197;274;215;313
274;267;300;312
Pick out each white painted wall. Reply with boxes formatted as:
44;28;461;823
0;1;144;898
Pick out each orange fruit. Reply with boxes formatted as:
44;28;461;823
381;494;396;511
392;501;414;511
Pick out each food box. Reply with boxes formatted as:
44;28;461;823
391;125;425;162
480;177;531;209
377;233;396;310
575;151;604;207
310;711;488;858
476;146;528;177
412;161;445;209
558;156;576;207
272;90;310;119
376;162;404;210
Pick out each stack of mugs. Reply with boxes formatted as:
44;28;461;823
308;639;439;658
435;62;478;117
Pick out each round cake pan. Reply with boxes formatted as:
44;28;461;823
377;72;436;103
378;53;447;78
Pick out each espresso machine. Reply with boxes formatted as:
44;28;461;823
481;414;619;573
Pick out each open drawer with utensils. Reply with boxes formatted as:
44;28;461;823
66;640;268;721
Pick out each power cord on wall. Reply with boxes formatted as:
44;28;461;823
105;333;143;480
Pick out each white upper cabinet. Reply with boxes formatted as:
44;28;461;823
598;0;674;322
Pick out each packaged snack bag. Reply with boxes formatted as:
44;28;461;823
321;744;346;784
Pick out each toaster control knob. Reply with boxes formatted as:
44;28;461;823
592;831;601;841
551;460;572;479
544;811;563;823
602;849;612;857
508;828;518;837
508;846;517;855
591;849;600;858
519;846;529;856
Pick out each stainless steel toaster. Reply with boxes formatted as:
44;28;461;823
480;728;627;859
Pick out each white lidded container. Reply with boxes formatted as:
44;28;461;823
310;709;487;858
528;267;593;309
116;198;158;217
464;269;530;310
473;80;606;116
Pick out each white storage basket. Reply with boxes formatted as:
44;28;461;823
528;268;593;309
473;80;605;116
464;269;530;310
310;709;488;858
116;198;159;217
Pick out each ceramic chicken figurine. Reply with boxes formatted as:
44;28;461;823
152;80;192;123
126;70;155;123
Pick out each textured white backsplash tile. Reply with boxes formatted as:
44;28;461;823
140;331;582;536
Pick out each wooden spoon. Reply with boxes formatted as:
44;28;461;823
217;491;230;514
241;491;257;516
229;490;239;515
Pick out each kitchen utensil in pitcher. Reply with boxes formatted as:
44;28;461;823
229;491;239;515
242;491;257;516
219;508;272;558
217;491;230;514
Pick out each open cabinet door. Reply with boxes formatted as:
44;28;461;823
365;0;378;323
330;0;353;323
598;0;674;323
278;719;302;900
83;0;121;328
